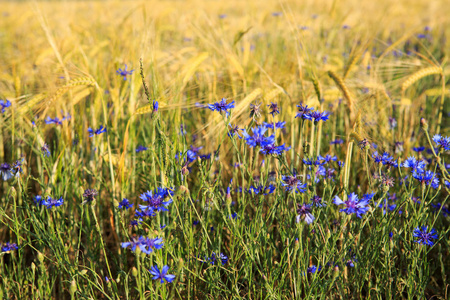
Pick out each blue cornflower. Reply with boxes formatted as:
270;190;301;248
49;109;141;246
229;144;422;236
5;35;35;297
140;237;164;254
388;117;397;129
372;151;398;168
267;102;280;116
152;100;159;113
413;226;438;246
333;192;373;218
431;203;450;217
88;125;107;137
211;252;229;265
82;189;98;203
116;64;134;80
42;196;64;209
45;117;63;125
34;195;45;205
432;134;450;151
412;146;425;153
263;121;286;130
0;99;11;113
227;124;242;139
229;212;238;219
247;184;276;195
318;154;337;164
412;170;439;188
307;265;322;274
295;103;314;119
206;98;235;117
1;242;18;252
311;195;326;207
41;143;51;157
149;265;175;284
0;163;13;181
303;157;325;167
11;159;24;178
118;198;133;210
296;203;315;224
136;145;148;153
139;187;174;213
304;110;330;123
121;236;146;252
330;138;344;145
281;173;307;193
402;156;427;172
260;143;291;156
242;125;275;148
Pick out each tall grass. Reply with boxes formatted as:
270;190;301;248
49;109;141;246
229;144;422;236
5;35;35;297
0;0;449;299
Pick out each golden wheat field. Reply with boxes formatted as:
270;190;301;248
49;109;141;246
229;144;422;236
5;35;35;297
0;0;450;299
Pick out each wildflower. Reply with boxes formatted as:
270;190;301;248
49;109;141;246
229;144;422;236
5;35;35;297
412;170;439;188
304;110;330;123
0;163;13;181
247;184;276;195
296;203;315;224
136;145;148;153
116;64;134;80
432;134;450;151
249;102;262;120
118;198;133;210
333;192;373;218
431;203;450;217
45;117;63;125
358;139;370;150
260;143;291;156
388;117;397;129
263;121;286;130
1;242;18;252
211;252;228;265
0;99;11;113
152;100;159;113
242;125;275;148
311;195;326;207
267;102;280;116
140;237;164;254
139;187;174;213
412;146;425;153
121;236;146;252
42;196;64;209
193;220;200;226
372;151;398;168
227;124;242;139
295;103;314;119
206;98;235;117
83;189;98;203
307;265;322;274
88;125;107;137
34;195;45;206
413;226;438;246
12;159;24;177
330;138;344;145
281;173;307;193
402;156;426;172
149;265;175;283
229;212;238;219
41;144;51;157
394;141;404;153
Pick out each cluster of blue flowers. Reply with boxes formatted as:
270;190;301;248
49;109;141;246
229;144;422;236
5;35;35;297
295;103;329;123
0;159;23;181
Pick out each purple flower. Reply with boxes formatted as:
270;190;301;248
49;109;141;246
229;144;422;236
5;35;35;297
0;163;13;181
333;192;372;218
263;121;286;130
295;103;314;119
136;145;148;153
118;198;133;210
116;64;134;80
311;195;325;207
138;187;174;213
304;110;330;123
227;124;242;139
267;102;280;116
0;99;11;113
412;170;439;188
260;143;291;156
296;203;315;224
88;125;107;137
281;173;307;193
413;226;438;246
330;139;344;145
242;125;275;148
1;242;18;252
42;196;64;209
432;134;450;151
82;189;98;203
149;265;175;283
41;143;51;157
206;98;235;117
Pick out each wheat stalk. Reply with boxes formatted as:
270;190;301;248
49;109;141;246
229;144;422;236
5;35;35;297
328;71;354;114
401;66;442;94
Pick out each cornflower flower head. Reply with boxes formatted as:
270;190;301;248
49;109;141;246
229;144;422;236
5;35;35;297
1;242;18;253
263;121;286;130
267;102;280;116
11;159;24;178
41;143;51;157
136;145;148;153
211;252;229;265
432;134;450;151
372;151;398;168
149;265;175;284
139;187;174;213
333;192;373;218
307;265;322;274
88;125;107;137
295;103;314;119
121;236;146;252
388;117;397;129
152;100;159;113
249;102;262;120
227;124;242;139
412;170;439;188
140;237;164;254
402;156;427;172
118;198;133;210
247;184;276;195
413;226;438;246
281;173;307;193
296;203;315;224
431;203;450;217
330;138;344;145
242;125;275;148
206;98;235;117
82;189;98;203
260;143;291;156
116;64;134;80
412;146;425;153
45;116;63;125
304;110;330;123
311;195;326;207
394;141;404;153
42;196;64;209
0;99;11;113
0;163;13;181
